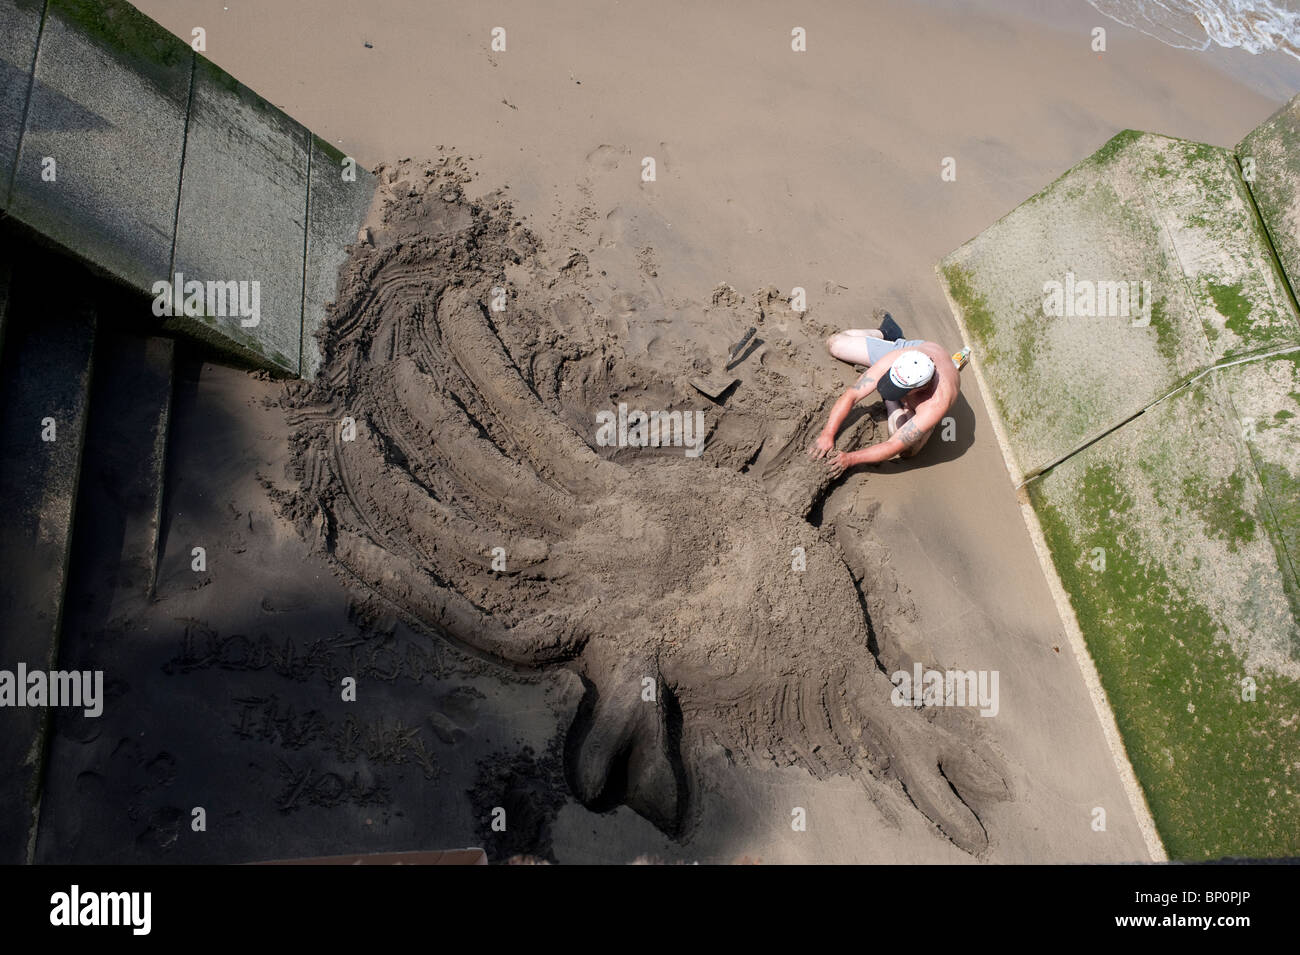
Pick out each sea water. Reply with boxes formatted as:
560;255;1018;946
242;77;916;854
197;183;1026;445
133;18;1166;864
1086;0;1300;60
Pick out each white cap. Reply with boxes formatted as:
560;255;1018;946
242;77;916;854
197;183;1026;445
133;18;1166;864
889;350;935;390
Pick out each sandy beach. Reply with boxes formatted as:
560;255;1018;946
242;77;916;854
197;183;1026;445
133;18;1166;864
39;0;1289;863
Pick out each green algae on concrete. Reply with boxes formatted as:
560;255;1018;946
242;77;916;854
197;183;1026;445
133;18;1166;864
941;122;1300;859
171;55;310;376
161;307;296;377
50;0;190;93
302;135;376;379
1029;364;1300;859
1225;354;1300;624
940;130;1300;483
9;0;191;290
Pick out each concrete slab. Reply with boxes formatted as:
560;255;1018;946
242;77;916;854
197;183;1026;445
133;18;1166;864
302;136;375;379
940;130;1300;482
0;260;96;864
1027;359;1300;859
1238;94;1300;295
171;55;309;375
0;0;45;211
8;0;190;289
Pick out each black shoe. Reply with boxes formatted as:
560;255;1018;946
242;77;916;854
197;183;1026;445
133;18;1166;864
878;312;905;342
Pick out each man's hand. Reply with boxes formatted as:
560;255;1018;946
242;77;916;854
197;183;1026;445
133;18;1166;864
826;450;856;478
807;431;835;459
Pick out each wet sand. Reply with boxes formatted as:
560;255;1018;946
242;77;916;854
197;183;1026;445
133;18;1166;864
98;0;1300;861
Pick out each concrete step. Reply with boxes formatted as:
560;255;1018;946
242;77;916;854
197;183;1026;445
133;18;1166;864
0;248;97;864
27;328;175;865
64;331;175;617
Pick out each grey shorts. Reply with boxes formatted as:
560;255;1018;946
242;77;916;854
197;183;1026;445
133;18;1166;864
864;337;928;365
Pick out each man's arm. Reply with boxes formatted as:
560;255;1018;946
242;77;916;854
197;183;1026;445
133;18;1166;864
807;359;891;458
846;403;944;465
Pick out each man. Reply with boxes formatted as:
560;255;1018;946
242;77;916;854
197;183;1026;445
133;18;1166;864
807;313;961;476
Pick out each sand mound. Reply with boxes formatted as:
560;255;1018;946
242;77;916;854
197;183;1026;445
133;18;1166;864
279;157;1007;853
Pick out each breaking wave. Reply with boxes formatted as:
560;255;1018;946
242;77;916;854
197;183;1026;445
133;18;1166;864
1086;0;1300;60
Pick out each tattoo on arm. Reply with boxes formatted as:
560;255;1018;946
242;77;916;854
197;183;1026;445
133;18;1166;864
855;372;876;392
896;420;922;446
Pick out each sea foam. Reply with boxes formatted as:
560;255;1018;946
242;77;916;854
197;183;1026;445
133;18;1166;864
1087;0;1300;61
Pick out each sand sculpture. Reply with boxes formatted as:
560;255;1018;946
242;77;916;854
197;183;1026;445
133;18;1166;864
279;158;1008;853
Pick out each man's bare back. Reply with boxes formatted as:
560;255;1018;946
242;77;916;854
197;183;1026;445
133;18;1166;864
808;332;960;477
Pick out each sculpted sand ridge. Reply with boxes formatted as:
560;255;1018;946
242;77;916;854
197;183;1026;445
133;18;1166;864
278;157;1010;853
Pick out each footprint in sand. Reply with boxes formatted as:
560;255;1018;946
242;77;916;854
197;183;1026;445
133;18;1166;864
585;143;629;171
